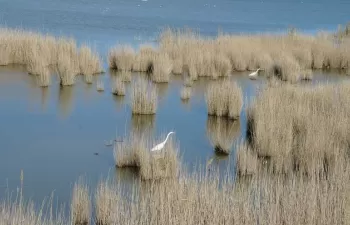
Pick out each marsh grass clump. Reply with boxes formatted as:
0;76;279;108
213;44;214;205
180;86;191;100
84;74;93;84
151;53;173;83
235;142;258;176
113;133;146;168
111;76;126;96
108;45;135;71
131;78;157;115
132;45;157;72
114;131;180;180
36;66;51;87
96;80;104;92
248;83;350;174
57;54;76;86
94;180;119;225
206;81;243;119
206;116;240;155
71;178;91;225
78;45;103;75
268;54;301;83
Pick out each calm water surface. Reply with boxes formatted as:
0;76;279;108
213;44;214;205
0;0;349;208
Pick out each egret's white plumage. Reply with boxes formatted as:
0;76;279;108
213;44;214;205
150;132;175;152
248;68;261;80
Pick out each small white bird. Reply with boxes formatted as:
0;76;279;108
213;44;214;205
248;68;261;80
150;131;175;152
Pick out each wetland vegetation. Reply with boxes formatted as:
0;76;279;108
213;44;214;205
1;10;350;225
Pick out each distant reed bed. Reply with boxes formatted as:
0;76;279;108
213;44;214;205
0;28;103;86
107;26;350;83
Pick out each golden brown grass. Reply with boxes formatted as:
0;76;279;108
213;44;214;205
206;80;243;119
56;53;76;86
94;179;119;225
131;78;157;115
0;28;102;84
180;86;191;100
151;52;172;83
132;45;157;72
108;45;135;71
71;178;91;225
206;116;240;155
235;142;258;175
114;131;180;180
35;66;51;87
111;76;126;96
247;82;350;174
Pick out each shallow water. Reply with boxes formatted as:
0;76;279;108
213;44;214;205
0;64;349;206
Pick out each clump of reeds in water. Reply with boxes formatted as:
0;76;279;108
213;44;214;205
114;131;179;180
247;82;350;174
111;76;126;96
57;54;76;86
36;66;51;87
94;180;119;225
206;116;240;155
268;54;301;83
96;80;104;92
132;45;157;72
151;53;173;83
235;142;258;176
71;178;91;225
84;74;93;84
112;70;132;82
180;86;191;100
78;44;103;76
108;45;135;71
131;78;157;115
206;81;243;119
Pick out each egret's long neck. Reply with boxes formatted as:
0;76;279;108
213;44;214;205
164;133;172;144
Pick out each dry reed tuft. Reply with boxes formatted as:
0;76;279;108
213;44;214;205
206;116;240;155
180;86;191;100
247;83;350;174
114;131;180;180
132;45;157;72
78;45;103;75
96;80;104;92
94;180;119;225
71;178;91;225
111;76;126;96
151;53;173;83
56;54;76;86
206;80;243;119
131;78;157;115
84;74;93;84
108;45;135;71
36;66;51;87
235;142;258;176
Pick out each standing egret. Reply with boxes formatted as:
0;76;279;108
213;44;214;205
248;68;261;80
150;132;175;152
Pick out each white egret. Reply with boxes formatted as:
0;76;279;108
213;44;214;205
248;68;261;80
150;131;175;152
